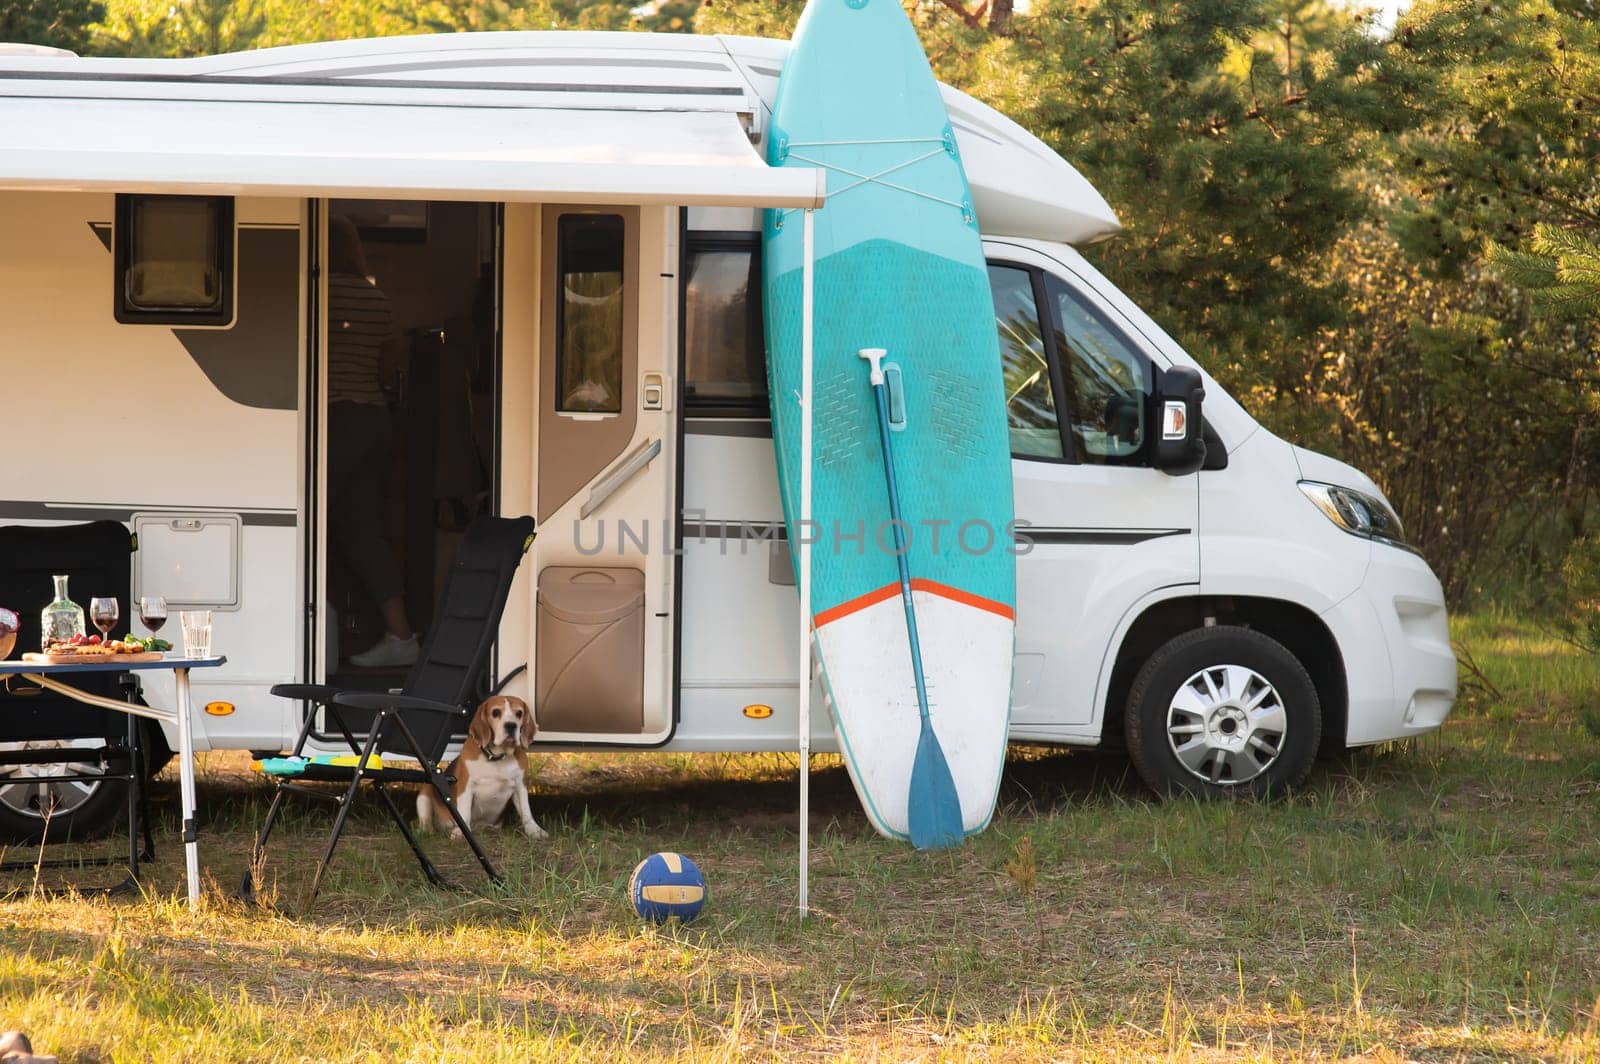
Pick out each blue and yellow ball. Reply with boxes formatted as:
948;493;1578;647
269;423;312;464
629;852;707;924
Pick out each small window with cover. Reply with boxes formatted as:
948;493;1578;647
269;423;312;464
114;195;234;326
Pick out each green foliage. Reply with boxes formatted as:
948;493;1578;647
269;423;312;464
1;0;105;52
412;0;636;33
692;0;801;37
1385;0;1600;279
1006;1;1387;391
1362;0;1600;602
635;0;698;32
94;0;268;55
1489;224;1600;319
1560;532;1600;654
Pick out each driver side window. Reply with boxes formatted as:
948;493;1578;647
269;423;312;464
1044;274;1154;466
988;264;1065;460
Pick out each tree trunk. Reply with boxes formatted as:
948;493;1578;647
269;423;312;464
988;0;1013;35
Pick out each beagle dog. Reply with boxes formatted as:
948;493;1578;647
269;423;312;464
416;694;548;839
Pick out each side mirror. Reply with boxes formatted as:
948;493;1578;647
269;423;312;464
1153;365;1206;476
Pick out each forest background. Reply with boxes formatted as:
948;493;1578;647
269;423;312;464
6;0;1599;621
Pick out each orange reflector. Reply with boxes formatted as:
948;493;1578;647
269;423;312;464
204;701;235;716
743;704;773;719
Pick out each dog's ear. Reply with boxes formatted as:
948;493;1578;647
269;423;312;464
467;700;496;748
511;696;536;747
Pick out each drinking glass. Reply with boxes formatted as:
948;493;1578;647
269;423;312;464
89;597;119;643
138;596;168;634
180;610;213;659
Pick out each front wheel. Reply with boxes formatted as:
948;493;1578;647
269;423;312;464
1124;626;1321;800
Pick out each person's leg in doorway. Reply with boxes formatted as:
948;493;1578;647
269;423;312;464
328;401;418;668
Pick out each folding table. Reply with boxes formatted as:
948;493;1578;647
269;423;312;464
0;655;225;907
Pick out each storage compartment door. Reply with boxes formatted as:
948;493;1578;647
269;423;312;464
131;512;241;609
535;566;644;733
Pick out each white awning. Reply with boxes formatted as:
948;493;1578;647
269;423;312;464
0;95;824;207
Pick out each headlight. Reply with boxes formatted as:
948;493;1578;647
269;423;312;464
1298;481;1413;551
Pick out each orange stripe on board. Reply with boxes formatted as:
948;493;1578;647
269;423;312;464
812;582;900;628
910;578;1016;622
812;578;1015;629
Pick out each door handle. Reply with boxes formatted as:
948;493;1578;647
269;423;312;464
642;371;669;412
580;438;662;519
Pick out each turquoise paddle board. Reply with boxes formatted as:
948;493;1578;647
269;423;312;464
763;0;1016;844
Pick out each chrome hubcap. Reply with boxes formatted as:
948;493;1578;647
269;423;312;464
1166;664;1287;786
0;740;106;821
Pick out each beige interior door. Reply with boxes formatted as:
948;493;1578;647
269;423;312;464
523;204;677;743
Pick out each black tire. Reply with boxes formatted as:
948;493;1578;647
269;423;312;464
0;742;131;844
141;725;175;782
1124;626;1321;800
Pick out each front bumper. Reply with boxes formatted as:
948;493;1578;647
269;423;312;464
1325;545;1457;746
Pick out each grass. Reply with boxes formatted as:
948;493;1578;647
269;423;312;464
1;614;1598;1061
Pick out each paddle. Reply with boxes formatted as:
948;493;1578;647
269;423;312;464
858;347;964;851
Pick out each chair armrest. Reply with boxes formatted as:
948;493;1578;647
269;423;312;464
332;691;467;716
269;683;348;703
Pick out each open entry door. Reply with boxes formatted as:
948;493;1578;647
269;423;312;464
525;205;677;744
315;199;500;706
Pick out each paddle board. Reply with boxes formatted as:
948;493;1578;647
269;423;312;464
763;0;1016;843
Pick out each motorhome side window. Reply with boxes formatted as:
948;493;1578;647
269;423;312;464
114;194;234;325
556;213;626;414
988;264;1066;460
1045;275;1153;465
684;236;766;412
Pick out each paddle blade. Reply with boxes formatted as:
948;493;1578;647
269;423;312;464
907;718;964;851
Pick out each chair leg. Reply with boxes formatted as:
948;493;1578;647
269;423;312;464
325;706;368;758
239;702;325;902
305;723;383;903
370;782;447;889
389;714;503;885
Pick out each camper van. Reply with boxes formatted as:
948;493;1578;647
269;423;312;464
0;31;1456;841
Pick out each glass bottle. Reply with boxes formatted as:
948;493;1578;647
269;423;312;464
40;574;85;648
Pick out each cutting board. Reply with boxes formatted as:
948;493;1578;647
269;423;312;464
23;651;166;665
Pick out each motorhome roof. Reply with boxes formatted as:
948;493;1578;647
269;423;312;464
0;31;1119;240
0;43;74;57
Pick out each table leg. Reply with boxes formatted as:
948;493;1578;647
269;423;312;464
175;667;199;906
126;699;141;880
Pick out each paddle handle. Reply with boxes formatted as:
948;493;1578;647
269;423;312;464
860;350;933;726
860;346;887;386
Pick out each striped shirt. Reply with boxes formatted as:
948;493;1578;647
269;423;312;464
328;272;394;406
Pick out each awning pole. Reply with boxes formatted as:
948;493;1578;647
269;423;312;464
798;206;815;920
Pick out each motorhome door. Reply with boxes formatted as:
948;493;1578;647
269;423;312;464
315;200;500;711
524;206;677;745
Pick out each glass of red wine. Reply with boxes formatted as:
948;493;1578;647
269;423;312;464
89;597;119;644
138;596;168;635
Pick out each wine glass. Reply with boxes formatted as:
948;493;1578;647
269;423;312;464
138;596;168;635
89;597;119;644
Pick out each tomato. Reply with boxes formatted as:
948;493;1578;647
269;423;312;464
87;634;101;645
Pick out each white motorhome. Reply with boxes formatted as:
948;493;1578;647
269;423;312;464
0;31;1456;840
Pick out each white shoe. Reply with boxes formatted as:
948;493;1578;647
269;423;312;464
349;633;419;668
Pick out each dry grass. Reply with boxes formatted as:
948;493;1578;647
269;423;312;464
0;615;1598;1061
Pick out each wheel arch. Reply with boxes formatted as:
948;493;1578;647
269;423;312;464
1099;594;1348;757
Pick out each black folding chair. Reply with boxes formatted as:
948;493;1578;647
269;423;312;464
241;514;534;903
